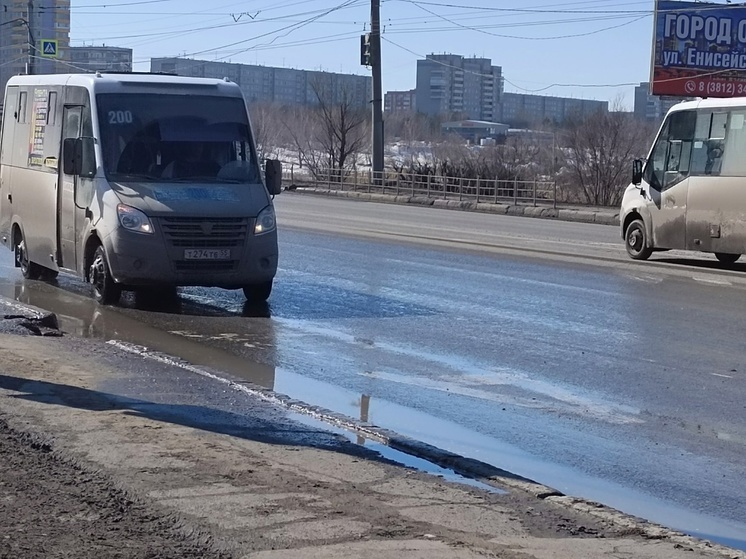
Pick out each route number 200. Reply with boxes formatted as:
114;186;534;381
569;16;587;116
108;110;133;124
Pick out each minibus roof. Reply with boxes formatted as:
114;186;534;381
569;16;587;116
6;73;244;97
668;96;746;114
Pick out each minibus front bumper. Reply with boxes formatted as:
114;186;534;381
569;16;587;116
102;218;278;288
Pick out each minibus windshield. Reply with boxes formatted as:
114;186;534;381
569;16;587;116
96;93;261;184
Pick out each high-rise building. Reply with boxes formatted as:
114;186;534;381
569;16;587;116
633;82;685;123
499;93;608;127
415;54;503;121
384;89;416;113
150;57;371;108
0;0;71;95
69;46;132;73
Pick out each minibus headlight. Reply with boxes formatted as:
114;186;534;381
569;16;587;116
254;205;276;235
117;204;154;234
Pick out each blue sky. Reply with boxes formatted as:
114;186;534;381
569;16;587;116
65;0;698;109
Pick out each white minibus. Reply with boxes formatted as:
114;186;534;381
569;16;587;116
621;97;746;264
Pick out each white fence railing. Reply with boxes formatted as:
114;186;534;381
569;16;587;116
283;168;557;208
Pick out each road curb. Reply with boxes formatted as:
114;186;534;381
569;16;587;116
107;340;744;559
286;188;621;227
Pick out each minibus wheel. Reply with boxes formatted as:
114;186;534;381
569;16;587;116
715;252;740;264
39;268;59;282
90;245;121;305
625;219;652;260
243;281;272;302
16;234;42;280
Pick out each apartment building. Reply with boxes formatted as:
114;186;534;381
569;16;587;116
0;0;70;94
633;82;685;123
415;54;503;121
384;89;416;113
150;57;371;108
499;93;608;127
69;46;132;73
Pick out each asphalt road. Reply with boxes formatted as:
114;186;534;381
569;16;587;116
1;193;745;549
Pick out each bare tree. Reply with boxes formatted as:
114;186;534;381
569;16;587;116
250;102;284;161
308;76;369;180
559;104;655;206
277;77;369;181
282;105;317;170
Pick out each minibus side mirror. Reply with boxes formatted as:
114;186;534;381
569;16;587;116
62;137;96;178
265;159;282;195
632;159;643;186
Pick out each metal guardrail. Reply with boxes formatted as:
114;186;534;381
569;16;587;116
282;168;557;208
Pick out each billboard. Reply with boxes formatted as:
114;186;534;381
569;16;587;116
652;1;746;97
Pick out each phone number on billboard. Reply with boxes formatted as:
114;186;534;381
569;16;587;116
685;79;746;96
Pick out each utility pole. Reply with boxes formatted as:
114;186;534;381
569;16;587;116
370;0;384;180
26;0;34;75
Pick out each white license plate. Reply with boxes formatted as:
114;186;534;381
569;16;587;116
183;249;231;260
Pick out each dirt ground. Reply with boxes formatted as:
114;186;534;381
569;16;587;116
0;328;744;559
0;417;228;559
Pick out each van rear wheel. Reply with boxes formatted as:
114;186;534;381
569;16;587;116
715;252;740;264
243;281;272;303
625;219;653;260
90;245;121;305
16;233;42;280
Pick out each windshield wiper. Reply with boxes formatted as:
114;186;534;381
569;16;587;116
112;173;159;181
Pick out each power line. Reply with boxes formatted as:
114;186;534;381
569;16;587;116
400;0;650;40
69;1;365;44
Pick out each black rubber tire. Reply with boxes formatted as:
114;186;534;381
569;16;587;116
243;281;272;303
715;252;740;264
16;232;43;280
625;219;653;260
90;245;121;305
39;267;59;281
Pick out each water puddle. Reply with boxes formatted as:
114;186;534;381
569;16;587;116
2;270;745;553
291;413;506;495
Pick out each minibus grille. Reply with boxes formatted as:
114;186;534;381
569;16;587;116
160;217;249;248
174;260;238;272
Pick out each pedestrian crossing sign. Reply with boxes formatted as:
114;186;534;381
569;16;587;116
40;40;58;58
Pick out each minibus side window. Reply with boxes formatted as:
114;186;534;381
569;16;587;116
645;110;695;191
719;111;746;177
18;91;28;124
690;111;729;176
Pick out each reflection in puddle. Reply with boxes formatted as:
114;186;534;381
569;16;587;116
0;278;277;390
292;412;506;496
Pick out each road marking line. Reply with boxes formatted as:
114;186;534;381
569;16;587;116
711;373;733;379
692;276;732;286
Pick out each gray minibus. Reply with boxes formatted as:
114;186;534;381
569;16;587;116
0;73;281;304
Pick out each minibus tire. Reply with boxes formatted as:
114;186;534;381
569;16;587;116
243;281;272;302
17;235;42;280
715;252;740;264
625;219;652;260
39;268;59;281
90;245;121;305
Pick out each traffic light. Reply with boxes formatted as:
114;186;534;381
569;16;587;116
361;33;371;67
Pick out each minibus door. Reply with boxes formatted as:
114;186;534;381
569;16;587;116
0;87;18;245
58;105;83;271
686;110;746;254
644;132;690;250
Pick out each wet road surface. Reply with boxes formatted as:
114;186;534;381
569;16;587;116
2;195;746;549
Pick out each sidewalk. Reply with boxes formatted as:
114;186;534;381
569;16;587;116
286;187;621;227
0;305;742;559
